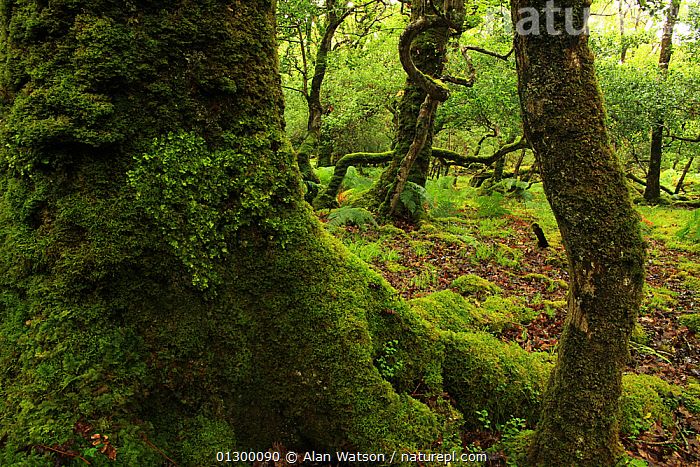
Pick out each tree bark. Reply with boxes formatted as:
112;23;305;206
371;0;456;220
511;0;647;464
644;0;679;202
0;0;451;461
675;156;695;194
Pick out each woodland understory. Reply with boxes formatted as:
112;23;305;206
299;171;700;467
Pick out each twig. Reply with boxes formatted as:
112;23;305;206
145;438;178;466
462;45;513;60
35;444;91;465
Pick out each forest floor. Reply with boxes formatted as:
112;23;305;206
319;178;700;467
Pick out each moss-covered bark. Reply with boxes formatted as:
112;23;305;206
0;1;449;465
0;1;544;465
313;150;395;210
370;0;454;220
511;0;647;464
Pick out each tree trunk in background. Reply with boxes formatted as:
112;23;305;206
511;0;647;464
644;0;679;202
372;0;452;219
297;1;351;198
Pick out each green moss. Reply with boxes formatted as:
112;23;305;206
411;290;535;335
523;273;568;291
419;223;438;233
679;261;700;274
479;296;538;333
685;275;700;292
620;374;680;436
543;300;566;318
410;290;474;333
441;331;553;428
426;232;464;245
385;262;408;273
630;323;649;344
379;224;406;236
679;313;700;332
642;285;677;313
451;274;501;298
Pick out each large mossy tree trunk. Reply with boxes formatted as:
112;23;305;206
0;0;447;464
511;0;647;465
0;1;552;466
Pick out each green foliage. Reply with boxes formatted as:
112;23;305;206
677;208;700;244
128;132;237;290
678;313;700;332
476;192;510;218
400;182;432;215
425;176;473;217
328;207;378;231
375;340;404;379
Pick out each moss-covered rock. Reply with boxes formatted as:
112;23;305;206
620;374;689;436
452;274;501;298
379;224;407;236
419;223;438;233
630;323;650;344
522;273;568;291
410;289;536;335
426;232;465;245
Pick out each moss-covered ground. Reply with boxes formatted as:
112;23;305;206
318;172;700;466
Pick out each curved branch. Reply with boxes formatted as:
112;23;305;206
443;49;475;87
398;16;451;102
433;135;530;168
625;172;674;196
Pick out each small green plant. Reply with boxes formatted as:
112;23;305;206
375;340;404;378
328;207;378;231
411;269;439;289
400;182;433;214
345;238;383;263
476;409;492;430
475;244;494;261
500;416;526;440
677;208;700;244
495;244;522;269
476;192;510;218
380;248;401;262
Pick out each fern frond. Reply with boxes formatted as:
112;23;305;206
328;207;378;231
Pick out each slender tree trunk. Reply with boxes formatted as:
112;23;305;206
297;1;351;191
675;156;695;194
644;0;679;202
513;148;527;180
511;0;647;464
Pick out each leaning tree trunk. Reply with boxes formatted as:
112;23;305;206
644;0;679;202
511;0;647;465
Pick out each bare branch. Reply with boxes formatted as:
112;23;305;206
462;45;513;60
